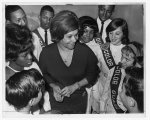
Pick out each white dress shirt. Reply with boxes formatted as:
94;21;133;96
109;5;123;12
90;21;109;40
32;27;53;60
97;17;112;43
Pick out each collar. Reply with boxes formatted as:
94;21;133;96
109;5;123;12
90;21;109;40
97;17;111;24
38;27;50;32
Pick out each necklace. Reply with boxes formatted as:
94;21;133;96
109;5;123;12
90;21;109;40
7;65;21;73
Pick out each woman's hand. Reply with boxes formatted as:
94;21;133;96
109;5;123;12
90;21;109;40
50;83;61;94
53;90;64;102
50;83;64;102
60;83;79;97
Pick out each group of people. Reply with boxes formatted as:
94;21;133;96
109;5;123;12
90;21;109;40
5;4;144;115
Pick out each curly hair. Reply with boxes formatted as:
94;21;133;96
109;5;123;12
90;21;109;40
6;23;34;61
78;16;98;38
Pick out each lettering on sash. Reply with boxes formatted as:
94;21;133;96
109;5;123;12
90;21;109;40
110;65;125;113
95;37;104;45
101;45;116;69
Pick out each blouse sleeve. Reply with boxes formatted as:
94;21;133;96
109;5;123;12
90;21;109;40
86;48;100;86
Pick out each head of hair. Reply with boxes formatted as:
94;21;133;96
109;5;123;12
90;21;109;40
6;23;34;62
121;41;143;66
5;5;25;21
129;41;143;56
106;18;129;45
124;67;144;112
40;5;54;16
78;16;98;38
98;5;115;12
6;68;45;110
50;10;79;43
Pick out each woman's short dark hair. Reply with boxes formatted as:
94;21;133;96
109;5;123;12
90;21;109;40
125;67;144;112
106;18;129;45
78;16;98;38
50;10;79;43
6;68;45;110
6;23;34;61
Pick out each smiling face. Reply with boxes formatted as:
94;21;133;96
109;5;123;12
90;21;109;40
81;26;94;43
109;27;123;46
15;51;33;68
60;29;78;50
121;50;135;69
40;10;54;30
10;9;27;26
98;5;114;22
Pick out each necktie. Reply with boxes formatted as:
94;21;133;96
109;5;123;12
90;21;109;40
100;21;104;36
45;30;48;45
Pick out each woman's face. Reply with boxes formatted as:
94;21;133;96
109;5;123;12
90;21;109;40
60;29;78;50
15;51;33;68
109;27;123;46
81;26;94;43
121;50;135;69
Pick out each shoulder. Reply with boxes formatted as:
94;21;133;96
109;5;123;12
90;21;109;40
76;42;98;60
44;43;56;50
5;67;15;80
105;19;112;26
32;27;42;36
107;19;112;23
86;40;100;50
24;62;42;74
41;43;57;54
32;28;38;34
76;42;93;52
97;17;100;23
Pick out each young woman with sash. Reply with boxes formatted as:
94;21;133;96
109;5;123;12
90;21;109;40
105;41;143;113
91;18;130;113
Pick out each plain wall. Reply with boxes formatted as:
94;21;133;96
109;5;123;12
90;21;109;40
21;4;144;44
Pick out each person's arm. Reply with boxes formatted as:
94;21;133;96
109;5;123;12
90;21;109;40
85;47;100;86
39;47;63;102
60;78;88;97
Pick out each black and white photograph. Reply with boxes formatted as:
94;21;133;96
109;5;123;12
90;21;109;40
1;0;149;120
